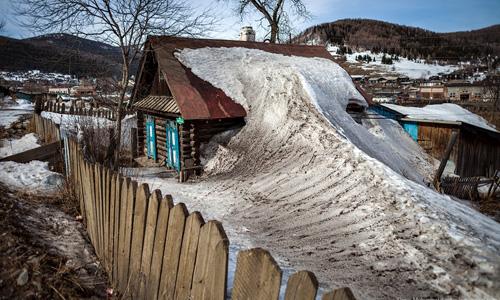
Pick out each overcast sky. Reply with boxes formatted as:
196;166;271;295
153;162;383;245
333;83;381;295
1;0;499;40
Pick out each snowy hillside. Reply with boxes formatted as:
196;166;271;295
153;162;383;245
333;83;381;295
326;45;463;79
174;47;500;299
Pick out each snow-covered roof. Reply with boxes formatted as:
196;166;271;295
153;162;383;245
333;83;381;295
383;103;497;132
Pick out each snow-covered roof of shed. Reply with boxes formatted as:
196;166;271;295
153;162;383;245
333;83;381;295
382;103;497;132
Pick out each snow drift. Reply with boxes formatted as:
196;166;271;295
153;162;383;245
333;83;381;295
175;47;500;299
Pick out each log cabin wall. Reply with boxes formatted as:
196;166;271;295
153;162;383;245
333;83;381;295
417;122;460;163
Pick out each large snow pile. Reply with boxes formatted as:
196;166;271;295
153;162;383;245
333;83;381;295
174;47;500;299
0;133;41;158
0;160;65;195
383;103;497;131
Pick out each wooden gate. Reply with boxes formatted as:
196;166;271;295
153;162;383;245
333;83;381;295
167;120;180;171
146;116;157;161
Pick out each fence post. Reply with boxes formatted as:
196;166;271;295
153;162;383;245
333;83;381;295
173;212;205;300
158;203;189;300
191;220;229;300
128;183;150;298
284;271;318;300
231;248;282;300
136;190;162;299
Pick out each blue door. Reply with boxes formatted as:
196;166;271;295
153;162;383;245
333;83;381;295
146;116;157;161
166;120;180;171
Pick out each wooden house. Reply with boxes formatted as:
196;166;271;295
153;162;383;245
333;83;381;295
372;104;500;177
132;36;373;181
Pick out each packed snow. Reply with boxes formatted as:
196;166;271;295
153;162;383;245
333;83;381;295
0;97;34;128
0;133;41;158
0;160;66;195
171;46;500;299
383;103;498;132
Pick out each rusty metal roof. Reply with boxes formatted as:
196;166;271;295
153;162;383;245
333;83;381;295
134;95;180;115
137;36;374;119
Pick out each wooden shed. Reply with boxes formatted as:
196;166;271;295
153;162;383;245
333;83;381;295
131;36;372;181
370;104;500;177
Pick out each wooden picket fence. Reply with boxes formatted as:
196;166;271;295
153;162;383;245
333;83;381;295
33;113;61;142
64;135;356;299
37;100;118;120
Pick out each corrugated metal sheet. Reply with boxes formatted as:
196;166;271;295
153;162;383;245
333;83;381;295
134;95;180;114
139;36;374;120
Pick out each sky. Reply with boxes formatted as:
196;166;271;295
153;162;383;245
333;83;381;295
0;0;499;40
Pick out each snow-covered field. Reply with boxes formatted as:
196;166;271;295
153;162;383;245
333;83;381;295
327;46;463;79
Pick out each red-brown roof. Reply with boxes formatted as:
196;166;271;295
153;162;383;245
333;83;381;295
144;36;375;120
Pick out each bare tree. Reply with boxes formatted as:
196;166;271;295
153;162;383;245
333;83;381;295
484;73;500;109
16;0;217;169
0;18;5;32
224;0;311;43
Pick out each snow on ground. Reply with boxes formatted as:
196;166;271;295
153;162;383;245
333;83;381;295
0;160;65;195
0;97;34;128
167;47;500;299
383;103;498;131
327;46;462;79
0;133;41;158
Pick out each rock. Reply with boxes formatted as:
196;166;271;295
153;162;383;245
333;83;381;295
16;268;29;286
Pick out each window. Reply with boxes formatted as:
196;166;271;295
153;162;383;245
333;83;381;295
449;92;456;97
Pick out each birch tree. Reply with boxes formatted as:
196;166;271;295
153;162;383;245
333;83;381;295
16;0;217;168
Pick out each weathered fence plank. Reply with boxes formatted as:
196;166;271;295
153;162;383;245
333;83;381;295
128;183;150;298
137;190;162;299
158;203;189;300
111;174;123;285
231;248;282;300
322;287;356;300
146;195;174;300
117;177;131;291
284;271;318;300
173;211;205;300
191;220;229;300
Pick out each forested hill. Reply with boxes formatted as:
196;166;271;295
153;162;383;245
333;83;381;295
293;19;500;62
0;33;125;77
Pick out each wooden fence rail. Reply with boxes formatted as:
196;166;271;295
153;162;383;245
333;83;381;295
61;126;356;299
35;99;121;121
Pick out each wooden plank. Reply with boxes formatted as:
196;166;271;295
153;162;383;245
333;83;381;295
128;183;150;298
174;212;205;300
117;177;131;291
137;190;162;299
0;140;63;164
191;220;229;300
94;164;103;258
231;248;282;300
433;131;459;188
284;271;318;300
146;195;174;300
321;287;356;300
103;169;112;274
112;174;123;286
158;203;189;300
121;180;137;294
107;172;117;283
